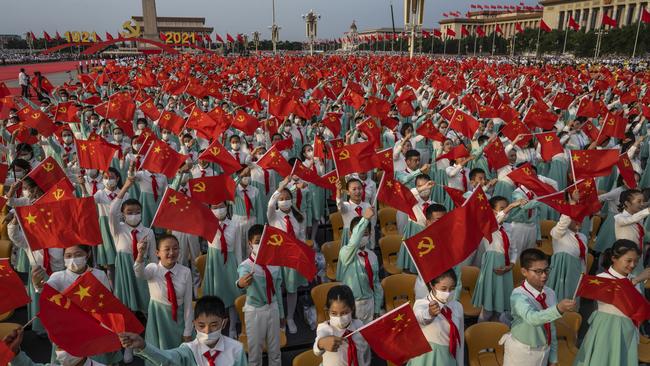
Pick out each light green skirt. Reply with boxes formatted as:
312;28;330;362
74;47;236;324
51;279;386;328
96;215;117;266
113;252;150;313
145;300;186;350
573;311;638;366
203;246;241;308
407;342;456;366
548;252;583;301
472;251;513;312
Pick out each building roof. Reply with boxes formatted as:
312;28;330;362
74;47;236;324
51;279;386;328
132;16;207;23
439;11;542;25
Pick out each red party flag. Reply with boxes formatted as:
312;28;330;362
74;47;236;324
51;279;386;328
17;105;56;137
231;110;260;135
508;163;557;196
256;145;293;177
552;93;574;110
322;112;342;137
30;76;54;94
617;154;637;189
446;28;456;37
62;271;144;334
0;163;7;185
449;109;480;139
75;138;119;172
25;156;68;193
139;98;162;121
483;137;509;170
38;284;122;357
331;141;379;177
404;203;483;283
376;174;418;221
571;149;619;180
576;275;650;326
256;225;317;280
140;139;188;179
435;144;470;162
199;139;243;175
356;303;432;366
357;117;382;148
291;160;329;190
581;120;600;142
35;178;76;204
642;8;650;23
188;174;237;205
364;96;391;119
598;112;627;141
540;19;552;32
16;197;102;250
157;110;186;134
568;16;580;30
152;188;218;241
53;102;80;123
0;258;30;315
495;24;503;34
416;119;446;142
537;132;564;162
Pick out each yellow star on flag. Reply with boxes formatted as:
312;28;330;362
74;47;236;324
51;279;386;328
25;213;37;224
588;279;603;285
169;195;179;205
74;285;92;301
393;313;405;322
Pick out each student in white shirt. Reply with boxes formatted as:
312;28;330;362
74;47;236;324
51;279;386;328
120;296;248;366
313;284;371;366
613;189;650;279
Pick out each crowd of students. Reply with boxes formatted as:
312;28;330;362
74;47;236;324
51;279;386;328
0;52;649;366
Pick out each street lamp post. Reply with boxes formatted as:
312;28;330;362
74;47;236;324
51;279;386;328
252;31;260;52
302;10;321;55
403;0;425;59
269;0;280;53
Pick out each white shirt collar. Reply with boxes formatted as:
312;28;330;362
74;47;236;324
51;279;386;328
606;266;627;279
197;336;226;356
523;280;543;297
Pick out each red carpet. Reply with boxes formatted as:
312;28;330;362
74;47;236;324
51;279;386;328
0;60;79;82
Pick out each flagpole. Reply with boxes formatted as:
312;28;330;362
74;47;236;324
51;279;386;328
343;302;411;339
491;29;496;56
473;35;477;56
633;11;643;58
23;316;37;329
443;37;447;55
572;273;584;301
458;37;461;55
562;22;569;54
511;34;516;57
535;25;542;58
569;150;577;184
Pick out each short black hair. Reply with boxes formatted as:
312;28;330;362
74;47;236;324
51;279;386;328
469;168;486;180
429;268;457;287
489;195;509;209
120;198;142;212
350;216;363;232
248;224;264;242
156;234;179;250
194;296;227;319
602;239;641;269
325;285;356;318
520;248;547;269
425;203;447;220
415;174;431;185
404;149;420;160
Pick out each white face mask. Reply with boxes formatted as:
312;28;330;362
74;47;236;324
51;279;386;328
329;313;352;330
103;178;117;189
55;350;83;366
430;289;454;304
196;329;222;346
278;199;292;211
22;189;31;198
251;243;260;257
212;207;227;220
62;135;73;144
231;143;241;151
418;188;431;200
305;151;314;159
241;176;251;185
64;256;87;272
114;134;124;142
360;236;370;248
137;124;146;131
124;214;141;227
14;170;25;179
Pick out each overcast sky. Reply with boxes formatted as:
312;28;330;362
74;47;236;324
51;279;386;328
1;0;539;41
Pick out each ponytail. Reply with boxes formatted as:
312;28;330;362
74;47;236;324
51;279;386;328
602;239;640;269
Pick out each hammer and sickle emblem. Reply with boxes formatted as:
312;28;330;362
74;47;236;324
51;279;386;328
58;106;67;113
455;114;463;121
523;167;532;175
607;118;615;126
269;234;284;246
545;135;554;142
52;189;65;201
623;159;630;167
43;162;54;172
192;182;206;192
338;149;350;160
31;112;41;119
328;176;338;184
48;294;71;309
163;113;171;120
120;20;141;39
417;237;435;257
209;147;221;156
237;115;246;122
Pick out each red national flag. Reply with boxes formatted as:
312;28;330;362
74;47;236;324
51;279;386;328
0;164;7;186
476;26;485;37
540;19;552;32
508;163;557;196
357;303;432;365
461;25;470;37
483;137;509;170
345;90;365;110
62;272;144;334
26;156;68;193
268;95;293;119
17;105;56;136
185;107;220;140
0;258;30;314
576;275;650;326
43;31;52;42
449;109;480;138
75;138;118;172
38;284;122;357
495;24;503;34
416;119;446;142
602;13;617;27
374;148;394;175
35;178;76;204
188;174;237;205
322;112;342;137
515;23;524;33
434;29;443;37
331;141;379;177
0;82;10;98
552;93;574;110
313;135;326;160
216;34;224;43
105;32;114;41
642;8;650;23
94;97;135;121
204;33;212;42
397;100;415;117
568;16;580;30
0;340;14;366
464;187;499;241
273;138;294;152
444;186;466;208
478;104;499;119
404;202;483;283
524;101;557;130
599;112;627;141
157;110;186;134
537;179;599;222
152;188;218;241
501;118;531;147
53;102;80;123
232;110;260;135
256;225;317;280
15;197;102;250
140;139;188;179
435;144;470;162
576;98;601;118
256;145;293;177
290;160;330;191
199;140;242;175
55;31;62;40
139;98;162;121
376;174;419;221
537;132;564;161
226;33;235;43
446;28;457;37
617;154;637;189
357;117;382;148
571;149;619;180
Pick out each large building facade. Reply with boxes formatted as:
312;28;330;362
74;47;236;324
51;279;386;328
541;0;649;32
439;9;543;40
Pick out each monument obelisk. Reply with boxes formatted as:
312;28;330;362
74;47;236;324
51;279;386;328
142;0;159;40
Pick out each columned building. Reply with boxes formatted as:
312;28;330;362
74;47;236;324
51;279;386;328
439;9;543;40
541;0;649;32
